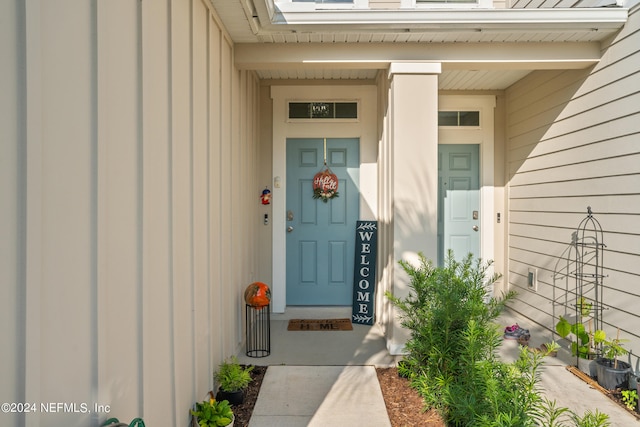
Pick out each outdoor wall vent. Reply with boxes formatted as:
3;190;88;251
527;267;538;292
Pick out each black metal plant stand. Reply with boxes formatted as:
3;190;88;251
573;206;606;365
245;304;270;358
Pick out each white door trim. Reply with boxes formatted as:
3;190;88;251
271;85;378;312
439;95;496;278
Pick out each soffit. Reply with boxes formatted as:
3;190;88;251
208;0;628;90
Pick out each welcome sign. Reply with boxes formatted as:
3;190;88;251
352;221;378;325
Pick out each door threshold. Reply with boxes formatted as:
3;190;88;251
271;306;351;321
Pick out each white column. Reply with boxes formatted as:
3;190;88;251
387;62;441;355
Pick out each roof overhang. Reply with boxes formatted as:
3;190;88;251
253;4;628;35
235;41;602;71
223;1;629;88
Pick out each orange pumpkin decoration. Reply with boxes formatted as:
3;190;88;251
244;282;271;309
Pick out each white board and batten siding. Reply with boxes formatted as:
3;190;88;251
0;1;260;426
505;4;640;358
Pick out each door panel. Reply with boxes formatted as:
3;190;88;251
438;144;480;264
286;138;359;305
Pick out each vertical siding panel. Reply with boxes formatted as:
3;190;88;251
506;6;640;356
208;15;223;367
96;0;142;420
0;2;24;426
36;2;95;425
231;64;242;347
193;0;211;399
249;74;260;282
220;38;233;355
170;0;195;423
23;0;44;423
238;70;249;340
141;0;174;425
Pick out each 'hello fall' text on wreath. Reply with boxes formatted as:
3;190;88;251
313;167;339;203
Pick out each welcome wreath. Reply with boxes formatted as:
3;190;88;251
312;167;339;203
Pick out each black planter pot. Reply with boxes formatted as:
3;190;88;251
594;358;632;390
216;388;245;406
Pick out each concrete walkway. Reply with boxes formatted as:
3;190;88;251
498;310;638;427
248;366;391;427
239;307;639;427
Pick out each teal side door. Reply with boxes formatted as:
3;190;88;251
438;144;480;265
286;138;360;305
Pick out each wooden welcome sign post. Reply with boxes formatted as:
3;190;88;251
352;221;378;325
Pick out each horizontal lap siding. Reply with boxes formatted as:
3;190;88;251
505;6;640;356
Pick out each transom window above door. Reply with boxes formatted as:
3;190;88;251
438;111;480;127
288;102;358;120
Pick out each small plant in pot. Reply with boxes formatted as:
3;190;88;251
191;396;234;427
214;356;253;406
593;329;632;390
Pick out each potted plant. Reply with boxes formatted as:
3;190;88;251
214;356;253;405
593;329;632;390
191;397;234;427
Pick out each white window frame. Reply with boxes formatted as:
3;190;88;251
439;95;496;280
438;110;482;129
400;0;493;8
287;100;360;122
277;0;369;10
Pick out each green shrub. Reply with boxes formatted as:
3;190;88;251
387;251;611;427
386;251;512;423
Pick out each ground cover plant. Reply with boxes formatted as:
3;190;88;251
387;251;611;427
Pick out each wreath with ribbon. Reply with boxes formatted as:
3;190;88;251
313;167;339;203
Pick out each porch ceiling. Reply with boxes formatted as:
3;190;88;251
209;0;628;90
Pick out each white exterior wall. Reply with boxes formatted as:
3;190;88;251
0;1;260;426
505;5;640;358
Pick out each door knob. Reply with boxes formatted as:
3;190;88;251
472;225;479;232
287;226;294;233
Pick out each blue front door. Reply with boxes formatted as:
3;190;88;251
286;138;360;305
438;144;480;265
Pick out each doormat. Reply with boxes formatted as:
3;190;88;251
287;318;353;331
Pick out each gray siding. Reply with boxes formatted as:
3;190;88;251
505;5;640;358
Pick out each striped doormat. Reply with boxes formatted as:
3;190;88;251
287;318;353;331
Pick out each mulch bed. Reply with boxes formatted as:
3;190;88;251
376;367;446;427
232;365;267;427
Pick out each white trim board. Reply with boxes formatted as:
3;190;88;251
270;85;378;313
439;95;497;275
